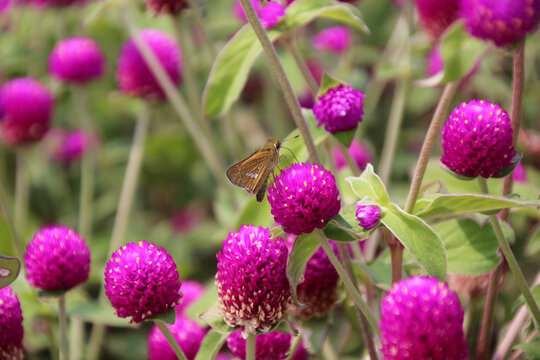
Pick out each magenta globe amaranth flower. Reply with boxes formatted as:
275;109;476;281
268;163;340;235
116;29;182;100
441;100;516;178
415;0;460;39
312;26;352;54
332;139;372;171
380;277;469;360
216;225;290;335
49;37;105;84
104;240;181;323
258;1;285;29
144;0;188;14
355;203;381;230
50;129;99;166
176;280;205;314
0;77;53;146
226;330;291;360
0;287;23;360
513;162;528;183
148;315;205;360
313;84;365;134
25;225;90;291
461;0;540;47
292;243;340;318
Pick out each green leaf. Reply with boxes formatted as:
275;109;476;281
381;203;447;279
37;289;69;299
340;204;375;238
514;284;540;313
200;303;237;335
269;319;298;335
513;343;540;358
203;0;368;117
194;330;228;360
284;0;369;32
346;164;390;207
414;193;540;219
322;215;359;242
203;26;281;118
441;22;486;82
432;218;513;275
233;195;273;229
358;253;393;290
333;128;357;147
318;72;345;97
287;233;319;306
492;154;523;178
0;255;20;289
68;301;135;327
148;308;176;325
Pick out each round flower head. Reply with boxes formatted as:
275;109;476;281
312;26;352;54
116;29;182;100
313;84;366;134
415;0;460;39
461;0;540;47
49;37;105;84
332;139;372;171
144;0;188;14
0;287;23;360
148;315;205;360
380;277;469;360
291;242;340;318
441;100;516;178
513;162;528;183
104;240;181;323
268;163;341;235
215;225;290;335
176;280;205;314
258;1;286;29
226;330;291;360
51;129;98;166
25;225;90;291
0;77;54;146
426;45;443;77
355;203;381;230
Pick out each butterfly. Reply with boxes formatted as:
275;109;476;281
227;139;281;202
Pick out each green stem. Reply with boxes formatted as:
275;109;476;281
69;317;83;360
87;105;151;360
239;0;321;164
58;296;68;360
336;243;379;360
119;6;236;206
155;321;188;360
186;0;216;61
72;86;95;240
384;229;403;284
285;333;302;360
403;81;459;214
337;141;361;176
378;78;408;185
284;35;319;95
14;148;29;243
478;178;540;328
245;332;256;360
314;229;380;336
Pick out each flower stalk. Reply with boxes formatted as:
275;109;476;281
58;295;68;360
245;332;256;360
154;320;188;360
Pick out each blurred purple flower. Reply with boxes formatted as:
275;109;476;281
332;139;372;171
116;29;182;100
144;0;188;14
215;225;290;335
380;276;469;360
312;26;352;54
461;0;540;47
441;100;516;178
233;0;285;29
176;280;205;314
49;129;99;166
415;0;460;39
313;84;365;134
25;225;90;291
226;330;291;360
49;37;105;84
0;77;53;146
513;162;528;183
104;240;181;323
148;315;205;360
268;163;340;235
0;287;23;360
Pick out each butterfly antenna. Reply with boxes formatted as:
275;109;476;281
282;146;299;163
282;134;300;144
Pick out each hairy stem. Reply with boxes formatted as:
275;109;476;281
58;296;68;360
239;0;321;164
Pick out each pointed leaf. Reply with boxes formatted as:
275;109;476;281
381;203;447;279
194;330;228;360
322;215;359;242
440;22;486;82
318;72;345;97
513;343;540;358
287;233;319;306
346;164;390;207
333;128;357;147
433;218;515;275
148;308;176;325
200;303;237;335
414;193;540;219
0;255;20;289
